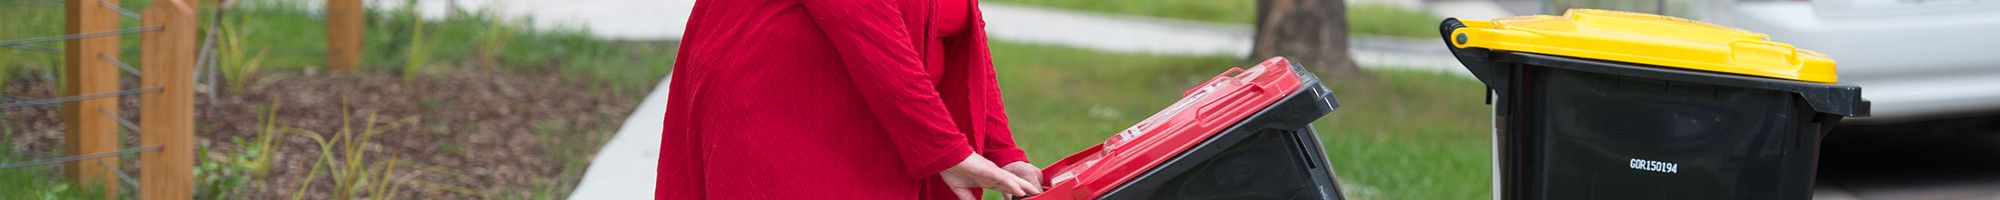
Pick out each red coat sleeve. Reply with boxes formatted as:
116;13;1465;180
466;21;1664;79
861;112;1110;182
960;10;1029;167
976;87;1027;166
972;44;1027;166
801;0;974;178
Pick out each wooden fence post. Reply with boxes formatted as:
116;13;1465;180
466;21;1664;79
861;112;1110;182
63;0;123;196
327;0;363;71
139;0;196;199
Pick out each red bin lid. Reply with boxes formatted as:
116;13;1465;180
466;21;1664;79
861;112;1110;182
1028;57;1308;199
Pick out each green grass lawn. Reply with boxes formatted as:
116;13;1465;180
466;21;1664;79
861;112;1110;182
1349;4;1446;39
988;0;1257;24
1546;0;1698;18
990;42;1490;199
983;0;1442;38
0;145;115;200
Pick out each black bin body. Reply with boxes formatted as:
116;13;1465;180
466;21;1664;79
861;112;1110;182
1440;18;1870;200
1106;62;1345;200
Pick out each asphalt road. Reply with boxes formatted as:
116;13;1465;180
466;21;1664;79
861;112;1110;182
1818;116;2000;200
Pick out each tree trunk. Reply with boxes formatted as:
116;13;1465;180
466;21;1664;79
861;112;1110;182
1251;0;1364;77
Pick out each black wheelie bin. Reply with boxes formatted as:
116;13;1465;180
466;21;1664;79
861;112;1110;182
1440;9;1871;200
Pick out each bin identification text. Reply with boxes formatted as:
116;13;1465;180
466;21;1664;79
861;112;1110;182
1629;158;1678;174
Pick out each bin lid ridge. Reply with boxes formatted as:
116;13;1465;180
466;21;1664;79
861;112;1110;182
1450;9;1839;83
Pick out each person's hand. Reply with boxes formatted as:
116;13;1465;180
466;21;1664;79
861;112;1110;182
1001;161;1043;188
941;154;1042;199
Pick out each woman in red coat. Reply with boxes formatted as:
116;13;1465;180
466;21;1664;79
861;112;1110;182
659;0;1042;199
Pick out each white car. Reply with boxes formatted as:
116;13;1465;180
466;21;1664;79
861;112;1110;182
1691;0;2000;123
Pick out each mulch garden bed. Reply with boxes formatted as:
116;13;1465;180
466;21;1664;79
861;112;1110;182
2;66;652;198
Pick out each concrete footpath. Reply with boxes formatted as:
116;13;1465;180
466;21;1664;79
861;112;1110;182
566;78;668;200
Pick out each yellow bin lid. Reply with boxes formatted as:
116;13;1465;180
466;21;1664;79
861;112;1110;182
1448;9;1839;83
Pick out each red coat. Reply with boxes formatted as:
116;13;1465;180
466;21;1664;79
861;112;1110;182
659;0;1025;199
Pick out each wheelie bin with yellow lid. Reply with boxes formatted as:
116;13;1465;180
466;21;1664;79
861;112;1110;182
1439;9;1871;200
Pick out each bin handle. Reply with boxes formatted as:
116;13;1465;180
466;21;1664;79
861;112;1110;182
1728;39;1800;67
1187;68;1247;96
1197;85;1264;120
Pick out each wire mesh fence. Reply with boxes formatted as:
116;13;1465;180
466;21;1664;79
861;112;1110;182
1;0;200;198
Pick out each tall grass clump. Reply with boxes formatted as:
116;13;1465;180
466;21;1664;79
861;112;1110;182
397;0;441;82
217;13;269;93
286;102;420;200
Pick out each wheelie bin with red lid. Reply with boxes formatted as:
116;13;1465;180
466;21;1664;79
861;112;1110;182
1024;57;1345;200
